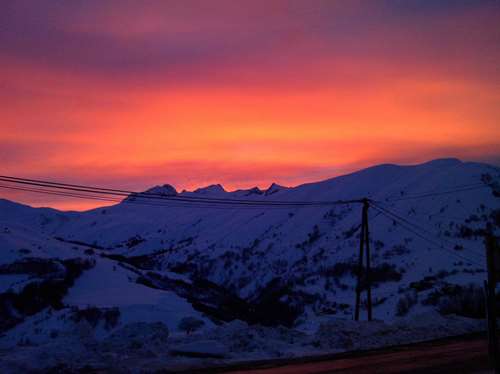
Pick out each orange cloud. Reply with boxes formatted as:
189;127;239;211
1;1;499;209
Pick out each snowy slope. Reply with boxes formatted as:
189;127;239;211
0;158;499;371
63;257;212;332
1;158;499;318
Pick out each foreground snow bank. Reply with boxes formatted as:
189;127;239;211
314;311;484;351
0;310;486;373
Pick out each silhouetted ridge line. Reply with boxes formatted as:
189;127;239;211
0;176;364;207
0;184;329;210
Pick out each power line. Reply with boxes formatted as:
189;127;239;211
0;176;488;266
0;184;124;203
0;175;362;206
371;202;479;259
0;184;327;211
371;201;485;258
370;203;484;267
385;183;489;202
0;175;363;207
0;177;298;206
373;207;483;267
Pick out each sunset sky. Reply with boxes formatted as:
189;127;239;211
1;0;499;210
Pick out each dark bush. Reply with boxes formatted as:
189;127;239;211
436;284;485;319
457;225;487;239
342;225;360;239
490;209;500;227
383;244;410;259
125;235;146;249
178;316;205;335
367;263;403;285
103;307;121;329
396;292;418;316
410;276;436;292
0;257;95;332
71;306;120;329
324;261;357;278
250;278;302;327
0;258;63;276
324;261;402;288
71;306;102;327
307;225;321;244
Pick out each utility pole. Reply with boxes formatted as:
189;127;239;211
485;232;499;373
354;198;373;321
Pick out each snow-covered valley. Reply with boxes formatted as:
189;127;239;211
0;158;499;372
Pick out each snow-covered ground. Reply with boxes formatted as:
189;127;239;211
0;310;486;373
63;257;208;333
0;158;498;372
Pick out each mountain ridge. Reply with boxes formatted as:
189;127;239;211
0;157;499;322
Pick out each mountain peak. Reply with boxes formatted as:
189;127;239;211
193;184;226;195
144;184;177;196
125;184;177;202
244;187;263;196
230;186;263;196
264;183;287;195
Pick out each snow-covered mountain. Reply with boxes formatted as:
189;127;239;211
0;158;499;371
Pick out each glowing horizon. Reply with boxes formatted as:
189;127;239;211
1;1;499;210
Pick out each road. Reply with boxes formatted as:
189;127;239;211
186;333;493;374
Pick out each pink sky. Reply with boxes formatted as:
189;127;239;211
1;1;499;210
